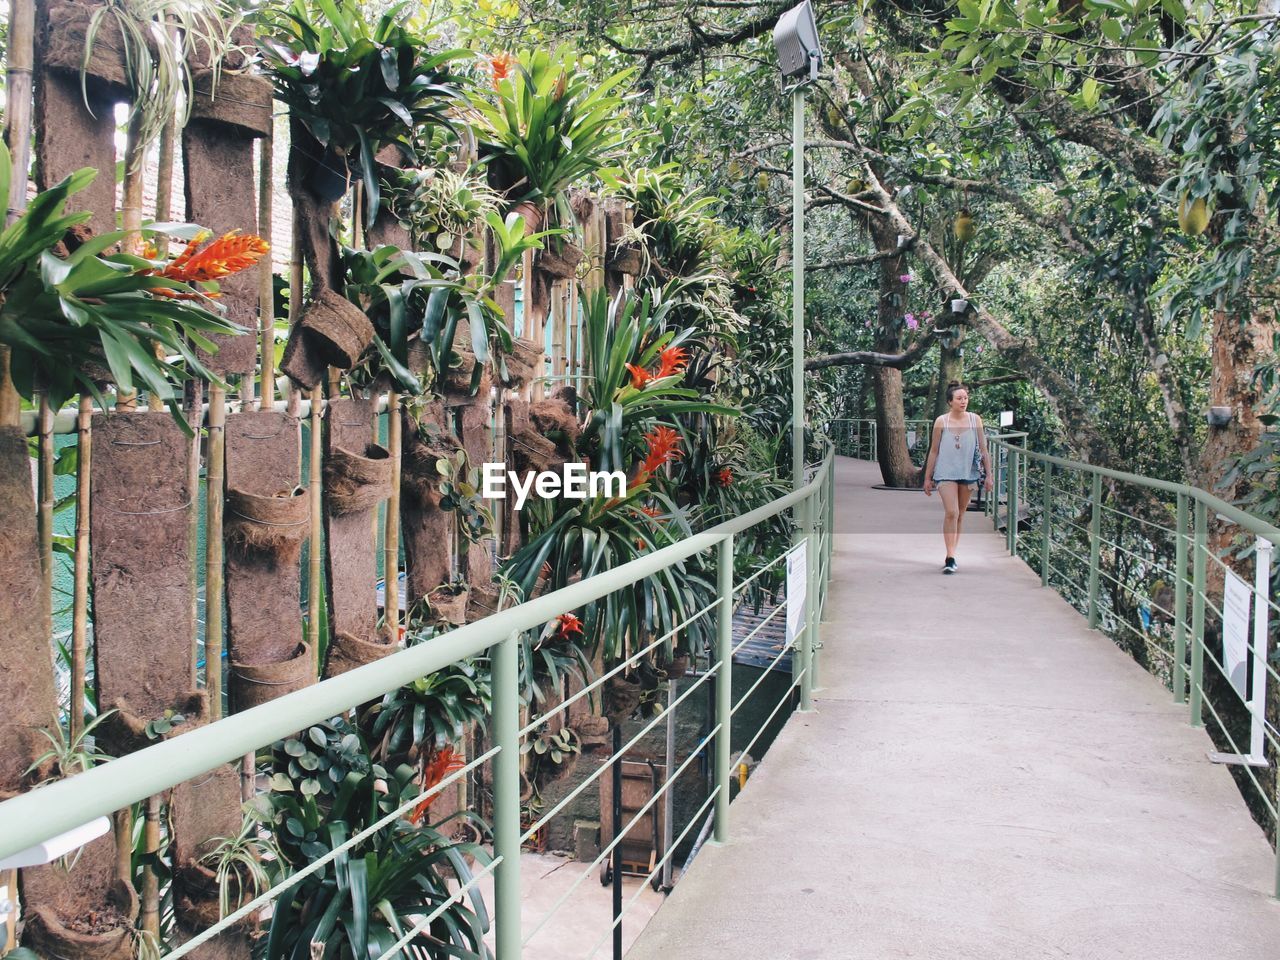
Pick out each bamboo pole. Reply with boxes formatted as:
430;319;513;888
186;380;204;679
308;387;323;671
259;135;276;410
37;393;54;607
205;385;227;718
384;392;401;640
71;396;92;739
140;795;160;940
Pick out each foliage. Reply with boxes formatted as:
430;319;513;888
364;652;491;762
255;0;468;222
257;717;492;960
27;709;116;782
382;166;502;251
474;45;634;220
83;0;243;163
0;150;248;428
435;450;495;545
198;814;284;920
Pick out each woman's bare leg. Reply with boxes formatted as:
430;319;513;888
938;482;960;557
955;483;973;553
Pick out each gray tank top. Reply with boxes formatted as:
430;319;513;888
933;413;979;482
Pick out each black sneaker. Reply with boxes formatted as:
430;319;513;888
943;557;957;574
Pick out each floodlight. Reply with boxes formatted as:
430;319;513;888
773;1;823;81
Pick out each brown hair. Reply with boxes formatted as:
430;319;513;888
945;380;970;402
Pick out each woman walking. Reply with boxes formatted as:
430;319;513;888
923;382;994;573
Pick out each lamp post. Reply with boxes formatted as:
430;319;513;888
774;2;823;709
773;0;822;492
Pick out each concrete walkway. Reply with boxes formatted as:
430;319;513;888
627;456;1280;959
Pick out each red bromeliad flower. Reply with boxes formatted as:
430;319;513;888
148;230;269;297
489;52;515;87
716;467;733;487
637;425;683;478
626;363;654;389
410;746;465;823
553;613;584;639
655;346;689;380
639;504;663;518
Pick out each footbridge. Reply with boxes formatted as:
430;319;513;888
629;453;1280;959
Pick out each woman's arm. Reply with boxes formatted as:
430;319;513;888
923;417;942;495
975;415;994;490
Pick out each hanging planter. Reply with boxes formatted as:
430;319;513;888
606;242;645;276
324;444;393;516
535;239;585;280
23;891;138;960
280;290;376;389
427;582;470;627
225;486;310;567
502;337;543;389
603;673;644;722
325;630;398;677
229;642;315;711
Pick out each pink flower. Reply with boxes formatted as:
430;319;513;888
975;345;984;354
904;313;918;330
899;274;912;284
920;311;930;320
863;320;871;328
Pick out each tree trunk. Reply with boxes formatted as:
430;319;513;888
869;217;918;486
933;339;964;418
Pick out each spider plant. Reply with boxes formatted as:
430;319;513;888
255;0;468;223
381;167;502;252
27;709;116;783
474;45;634;228
198;814;284;919
81;0;244;164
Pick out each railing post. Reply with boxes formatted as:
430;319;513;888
799;498;815;712
1190;499;1207;727
806;490;820;693
1088;472;1102;629
714;533;734;844
1007;447;1019;556
1040;459;1052;586
492;630;522;960
1173;492;1189;703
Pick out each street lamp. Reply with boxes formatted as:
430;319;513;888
773;1;823;493
773;2;823;712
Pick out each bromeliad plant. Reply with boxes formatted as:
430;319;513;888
255;0;468;223
0;150;260;428
256;718;492;960
474;45;634;230
381;166;503;253
338;212;550;395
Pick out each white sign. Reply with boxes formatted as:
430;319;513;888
786;544;808;644
906;429;917;450
1222;570;1252;699
999;410;1014;427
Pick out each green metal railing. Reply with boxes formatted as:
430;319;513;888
0;447;837;959
827;417;933;464
987;437;1280;898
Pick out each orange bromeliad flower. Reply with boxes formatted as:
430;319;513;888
490;52;515;87
626;363;654;389
655;346;689;380
639;504;663;519
553;613;584;639
160;230;270;284
637;425;684;479
410;746;465;824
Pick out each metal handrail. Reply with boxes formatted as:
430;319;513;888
0;443;837;959
990;437;1280;898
